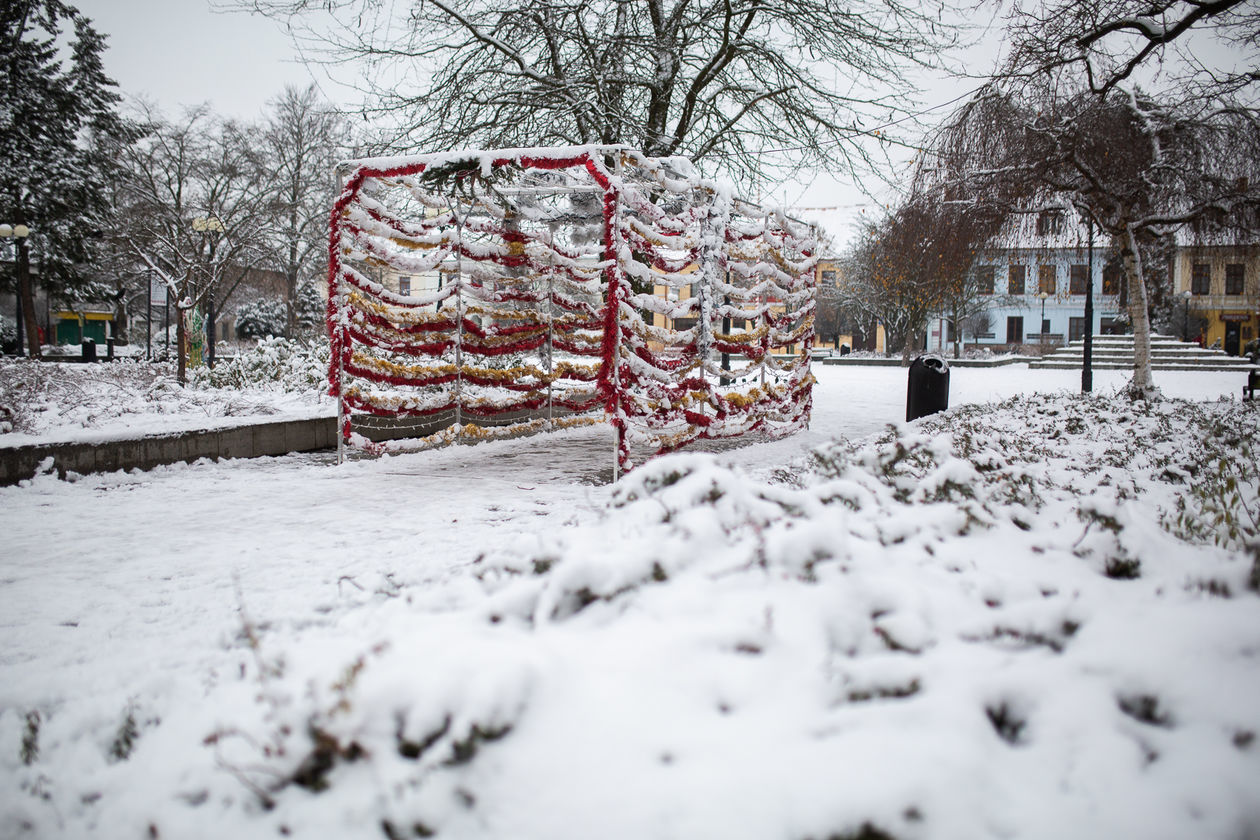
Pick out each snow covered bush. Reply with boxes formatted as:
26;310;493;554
91;391;1250;840
3;389;1257;840
190;336;330;394
233;298;288;339
0;313;16;353
0;357;182;435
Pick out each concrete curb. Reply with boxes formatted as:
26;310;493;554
0;416;338;486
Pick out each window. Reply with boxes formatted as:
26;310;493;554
975;265;995;295
1008;265;1026;295
1069;317;1086;342
672;317;698;331
398;276;411;296
1006;316;1024;344
1070;264;1088;295
820;269;837;285
1038;265;1057;296
1225;263;1244;296
1036;210;1064;236
1191;263;1211;295
1102;263;1122;295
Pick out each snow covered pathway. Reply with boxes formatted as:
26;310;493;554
2;364;1258;840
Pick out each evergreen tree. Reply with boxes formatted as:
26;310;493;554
0;0;124;356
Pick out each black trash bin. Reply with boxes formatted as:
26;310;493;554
839;344;851;356
81;338;97;362
906;354;949;421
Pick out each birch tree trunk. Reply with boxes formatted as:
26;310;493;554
1121;223;1155;395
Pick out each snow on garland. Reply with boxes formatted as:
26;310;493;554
327;146;818;473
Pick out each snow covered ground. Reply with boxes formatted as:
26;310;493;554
2;363;1258;839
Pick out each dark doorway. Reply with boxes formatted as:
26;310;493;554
1225;322;1241;356
1006;316;1024;344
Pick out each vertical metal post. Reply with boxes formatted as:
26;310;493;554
454;213;464;430
146;272;152;361
14;291;24;357
546;261;554;427
336;343;345;465
1083;218;1095;393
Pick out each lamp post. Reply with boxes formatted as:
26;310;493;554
1083;219;1094;393
1038;290;1049;346
1181;289;1192;342
1;223;36;357
193;216;224;368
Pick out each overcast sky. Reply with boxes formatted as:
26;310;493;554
74;0;326;121
66;0;1251;248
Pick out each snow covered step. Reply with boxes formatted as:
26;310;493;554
1029;334;1254;371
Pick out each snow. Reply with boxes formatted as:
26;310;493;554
2;363;1259;839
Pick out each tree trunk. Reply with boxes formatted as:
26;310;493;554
902;331;916;366
1120;223;1155;396
15;237;41;358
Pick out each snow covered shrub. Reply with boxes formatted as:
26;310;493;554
191;336;330;393
0;312;16;352
0;356;183;435
234;298;288;339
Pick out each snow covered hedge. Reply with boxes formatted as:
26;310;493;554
3;392;1259;839
0;340;330;438
190;336;330;393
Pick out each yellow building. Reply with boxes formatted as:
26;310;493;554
812;258;886;353
1175;244;1260;355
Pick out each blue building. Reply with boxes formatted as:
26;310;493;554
926;210;1126;354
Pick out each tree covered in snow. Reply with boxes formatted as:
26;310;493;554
0;0;125;356
238;0;958;186
923;84;1260;394
257;84;347;338
111;104;275;383
235;282;324;339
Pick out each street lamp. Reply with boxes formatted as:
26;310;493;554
1181;289;1193;343
193;216;224;367
1038;290;1049;345
1;223;32;357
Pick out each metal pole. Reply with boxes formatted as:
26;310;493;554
546;263;554;427
1083;219;1095;393
14;290;24;357
146;272;152;361
454;214;464;430
206;292;216;368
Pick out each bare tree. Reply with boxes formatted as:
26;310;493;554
1002;0;1260;98
927;84;1260;394
259;84;348;337
851;196;1004;364
114;104;273;383
237;0;958;186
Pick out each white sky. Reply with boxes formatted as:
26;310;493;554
74;0;326;122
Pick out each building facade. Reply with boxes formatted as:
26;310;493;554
926;212;1126;354
1173;244;1260;355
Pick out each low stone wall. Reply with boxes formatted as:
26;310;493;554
0;417;338;486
